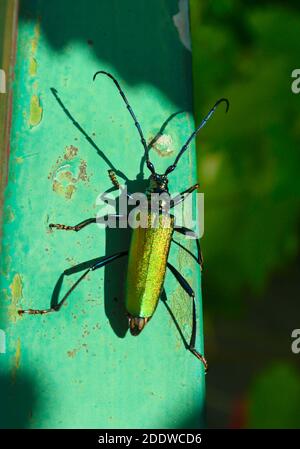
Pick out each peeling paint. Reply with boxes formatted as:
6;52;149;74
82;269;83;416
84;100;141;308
173;0;192;51
49;146;89;199
29;94;43;127
30;21;40;55
12;338;21;383
28;21;41;128
78;159;88;181
29;57;37;76
53;171;76;199
8;273;23;322
150;133;174;157
64;145;78;160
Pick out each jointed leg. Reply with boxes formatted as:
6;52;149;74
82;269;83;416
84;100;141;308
49;217;96;232
18;251;128;316
107;170;133;200
174;226;203;270
170;183;199;208
49;214;126;232
167;262;208;372
171;238;199;265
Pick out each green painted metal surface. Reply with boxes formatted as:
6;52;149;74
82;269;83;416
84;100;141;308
0;0;205;428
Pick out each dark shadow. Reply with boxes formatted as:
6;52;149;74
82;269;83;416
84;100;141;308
20;0;192;111
171;237;199;264
50;88;128;181
161;289;190;352
0;371;38;429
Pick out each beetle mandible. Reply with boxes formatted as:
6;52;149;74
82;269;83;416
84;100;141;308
18;71;229;372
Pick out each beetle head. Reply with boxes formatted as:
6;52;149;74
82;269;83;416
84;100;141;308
147;173;169;194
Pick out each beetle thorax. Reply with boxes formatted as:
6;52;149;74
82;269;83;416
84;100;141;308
146;173;169;194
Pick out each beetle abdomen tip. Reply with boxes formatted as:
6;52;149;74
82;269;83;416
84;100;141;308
128;315;150;336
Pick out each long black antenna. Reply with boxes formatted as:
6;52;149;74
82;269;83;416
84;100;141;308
165;98;229;175
93;71;155;174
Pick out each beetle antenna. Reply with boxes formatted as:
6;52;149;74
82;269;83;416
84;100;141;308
164;98;229;175
93;71;155;174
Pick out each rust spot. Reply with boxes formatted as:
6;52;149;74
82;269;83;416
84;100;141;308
67;349;77;358
78;160;88;181
64;145;78;160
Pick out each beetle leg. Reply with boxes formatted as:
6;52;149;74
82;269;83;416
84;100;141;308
166;262;208;373
18;251;128;316
49;214;125;232
173;226;203;270
107;170;134;200
170;183;199;208
49;217;96;232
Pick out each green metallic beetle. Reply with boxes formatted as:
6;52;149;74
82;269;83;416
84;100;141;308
18;71;229;372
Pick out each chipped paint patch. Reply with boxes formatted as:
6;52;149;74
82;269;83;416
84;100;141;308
30;21;40;55
29;94;43;127
28;21;41;128
8;273;23;322
78;159;88;181
173;0;192;51
150;134;174;157
52;169;76;199
12;338;21;383
64;145;78;160
29;57;37;76
49;146;89;199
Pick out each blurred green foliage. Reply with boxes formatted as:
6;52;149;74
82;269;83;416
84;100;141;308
190;0;300;429
248;362;300;428
190;0;300;315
